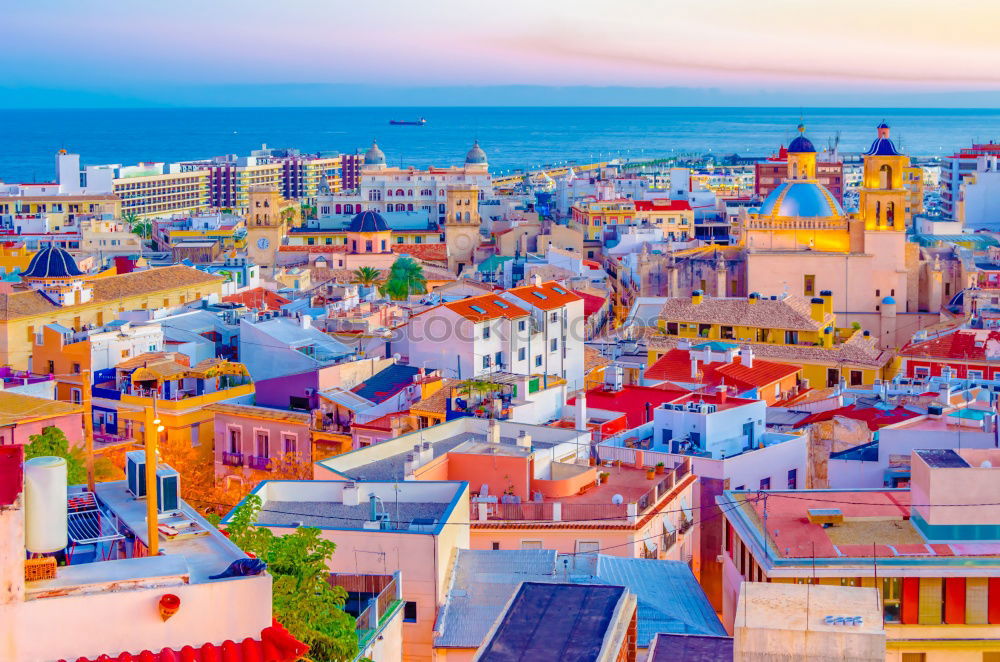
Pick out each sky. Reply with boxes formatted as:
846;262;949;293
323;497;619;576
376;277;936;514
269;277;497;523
3;0;999;107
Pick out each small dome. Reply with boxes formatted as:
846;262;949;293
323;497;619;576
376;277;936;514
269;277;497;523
465;140;488;165
882;296;896;305
348;210;389;233
364;140;385;165
787;124;816;153
758;181;845;219
22;245;83;279
877;121;890;129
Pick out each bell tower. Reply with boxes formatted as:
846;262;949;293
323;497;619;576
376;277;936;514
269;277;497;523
786;124;817;180
246;185;289;273
859;123;909;232
445;187;482;274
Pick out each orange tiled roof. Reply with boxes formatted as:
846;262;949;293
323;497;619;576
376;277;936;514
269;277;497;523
443;293;530;322
223;287;290;311
392;244;448;262
505;281;583;311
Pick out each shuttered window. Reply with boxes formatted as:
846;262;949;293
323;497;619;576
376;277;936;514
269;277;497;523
918;578;943;625
967;578;989;625
944;578;966;624
989;578;1000;624
901;577;920;625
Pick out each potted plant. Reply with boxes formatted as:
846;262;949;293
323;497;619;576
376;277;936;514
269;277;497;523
600;471;610;484
655;462;665;475
646;467;656;480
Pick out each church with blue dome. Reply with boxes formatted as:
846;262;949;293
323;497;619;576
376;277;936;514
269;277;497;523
739;122;916;318
20;245;93;306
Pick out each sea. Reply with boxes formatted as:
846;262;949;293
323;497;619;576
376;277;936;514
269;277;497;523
1;107;999;183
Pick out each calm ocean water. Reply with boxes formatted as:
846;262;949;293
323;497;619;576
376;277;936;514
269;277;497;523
1;107;998;183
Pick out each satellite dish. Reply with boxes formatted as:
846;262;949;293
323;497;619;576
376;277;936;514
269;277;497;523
611;494;624;505
393;353;401;361
983;461;993;468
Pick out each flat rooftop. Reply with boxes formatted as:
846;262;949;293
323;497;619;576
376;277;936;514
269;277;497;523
723;488;1000;566
231;480;468;535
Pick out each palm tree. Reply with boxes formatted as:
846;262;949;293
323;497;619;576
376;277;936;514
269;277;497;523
353;266;382;287
122;211;151;255
380;257;427;301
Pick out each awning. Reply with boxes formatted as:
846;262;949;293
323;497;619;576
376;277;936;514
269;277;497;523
663;517;676;534
318;388;375;412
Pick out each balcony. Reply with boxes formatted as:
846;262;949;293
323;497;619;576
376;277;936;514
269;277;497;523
222;451;244;467
247;455;271;471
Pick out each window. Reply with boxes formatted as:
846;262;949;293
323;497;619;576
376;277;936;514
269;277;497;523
804;275;815;296
283;435;297;455
666;322;678;335
521;540;543;550
403;601;417;623
901;655;925;662
482;325;490;339
850;370;863;386
784;330;799;344
535;355;542;367
71;388;82;404
914;366;930;378
255;431;269;458
491;542;501;550
882;577;901;623
759;477;771;490
969;370;984;380
72;363;81;374
229;428;241;453
518;347;526;361
518;320;526;332
576;541;600;555
550;338;558;351
721;326;734;340
550;311;558;322
495;351;502;366
787;469;797;490
483;355;490;369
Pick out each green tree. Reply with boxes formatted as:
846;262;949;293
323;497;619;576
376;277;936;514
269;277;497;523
353;266;382;287
24;427;87;485
225;494;358;662
379;256;427;301
123;211;152;241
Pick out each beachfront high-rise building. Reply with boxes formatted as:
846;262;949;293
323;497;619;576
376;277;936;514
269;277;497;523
940;141;1000;220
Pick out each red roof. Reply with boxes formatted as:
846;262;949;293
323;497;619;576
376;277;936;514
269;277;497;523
792;404;920;431
505;281;582;311
392;243;448;263
569;385;690;428
645;349;801;392
571;290;608;320
632;199;692;212
223;287;290;312
899;329;1000;363
64;619;308;662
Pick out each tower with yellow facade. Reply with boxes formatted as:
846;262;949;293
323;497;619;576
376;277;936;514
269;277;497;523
246;185;299;273
859;123;910;232
444;188;482;274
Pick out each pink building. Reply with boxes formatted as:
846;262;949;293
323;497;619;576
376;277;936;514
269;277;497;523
0;391;84;448
207;403;316;483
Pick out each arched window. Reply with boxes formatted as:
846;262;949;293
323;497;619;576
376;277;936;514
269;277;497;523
464;212;471;221
879;164;893;190
387;190;392;197
345;204;354;213
886;201;895;226
439;189;444;196
396;188;405;196
407;204;414;211
335;204;342;214
456;212;462;221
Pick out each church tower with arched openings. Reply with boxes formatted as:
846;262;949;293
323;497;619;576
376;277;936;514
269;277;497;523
859;122;910;232
786;124;817;180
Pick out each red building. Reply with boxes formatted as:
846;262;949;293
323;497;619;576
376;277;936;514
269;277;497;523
898;327;1000;380
755;145;844;203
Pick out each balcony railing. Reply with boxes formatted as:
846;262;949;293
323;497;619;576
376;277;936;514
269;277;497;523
247;455;270;471
222;451;244;467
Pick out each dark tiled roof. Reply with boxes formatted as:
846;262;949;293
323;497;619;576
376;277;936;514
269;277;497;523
352;363;421;403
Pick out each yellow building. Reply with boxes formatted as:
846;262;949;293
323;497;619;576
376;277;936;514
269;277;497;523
570;198;637;240
633;199;695;240
0;246;223;369
0;244;35;275
650;290;896;388
233;163;283;212
113;170;211;218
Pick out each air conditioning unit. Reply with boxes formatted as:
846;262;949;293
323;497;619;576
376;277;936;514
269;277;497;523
157;466;180;512
126;450;147;498
304;387;316;396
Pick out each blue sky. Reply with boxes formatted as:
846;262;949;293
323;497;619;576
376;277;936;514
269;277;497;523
3;0;999;107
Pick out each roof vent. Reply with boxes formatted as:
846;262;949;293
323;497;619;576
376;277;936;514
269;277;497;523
807;508;843;528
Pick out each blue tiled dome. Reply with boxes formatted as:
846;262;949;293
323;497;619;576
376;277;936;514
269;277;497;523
787;124;816;153
758;181;845;219
22;245;83;279
865;137;902;156
348;210;389;233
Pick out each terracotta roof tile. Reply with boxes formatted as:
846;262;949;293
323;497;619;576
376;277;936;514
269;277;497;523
647;332;890;369
900;328;1000;363
205;403;310;425
0;392;82;427
442;293;530;322
658;294;830;331
91;265;222;302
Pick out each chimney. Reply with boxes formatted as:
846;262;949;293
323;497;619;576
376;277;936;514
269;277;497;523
691;289;703;305
575;391;587;430
531;273;542;287
677;338;691;351
488;418;501;444
938;382;952;405
368;493;379;522
717;384;728;404
822;326;834;349
748;292;759;305
691;356;699;379
819;290;833;316
810;298;825;324
342;481;360;506
739;345;753;369
421;441;433;464
403;453;419;476
301;314;312;329
516;430;532;448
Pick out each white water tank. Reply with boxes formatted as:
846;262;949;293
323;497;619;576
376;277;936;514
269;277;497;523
24;456;68;554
